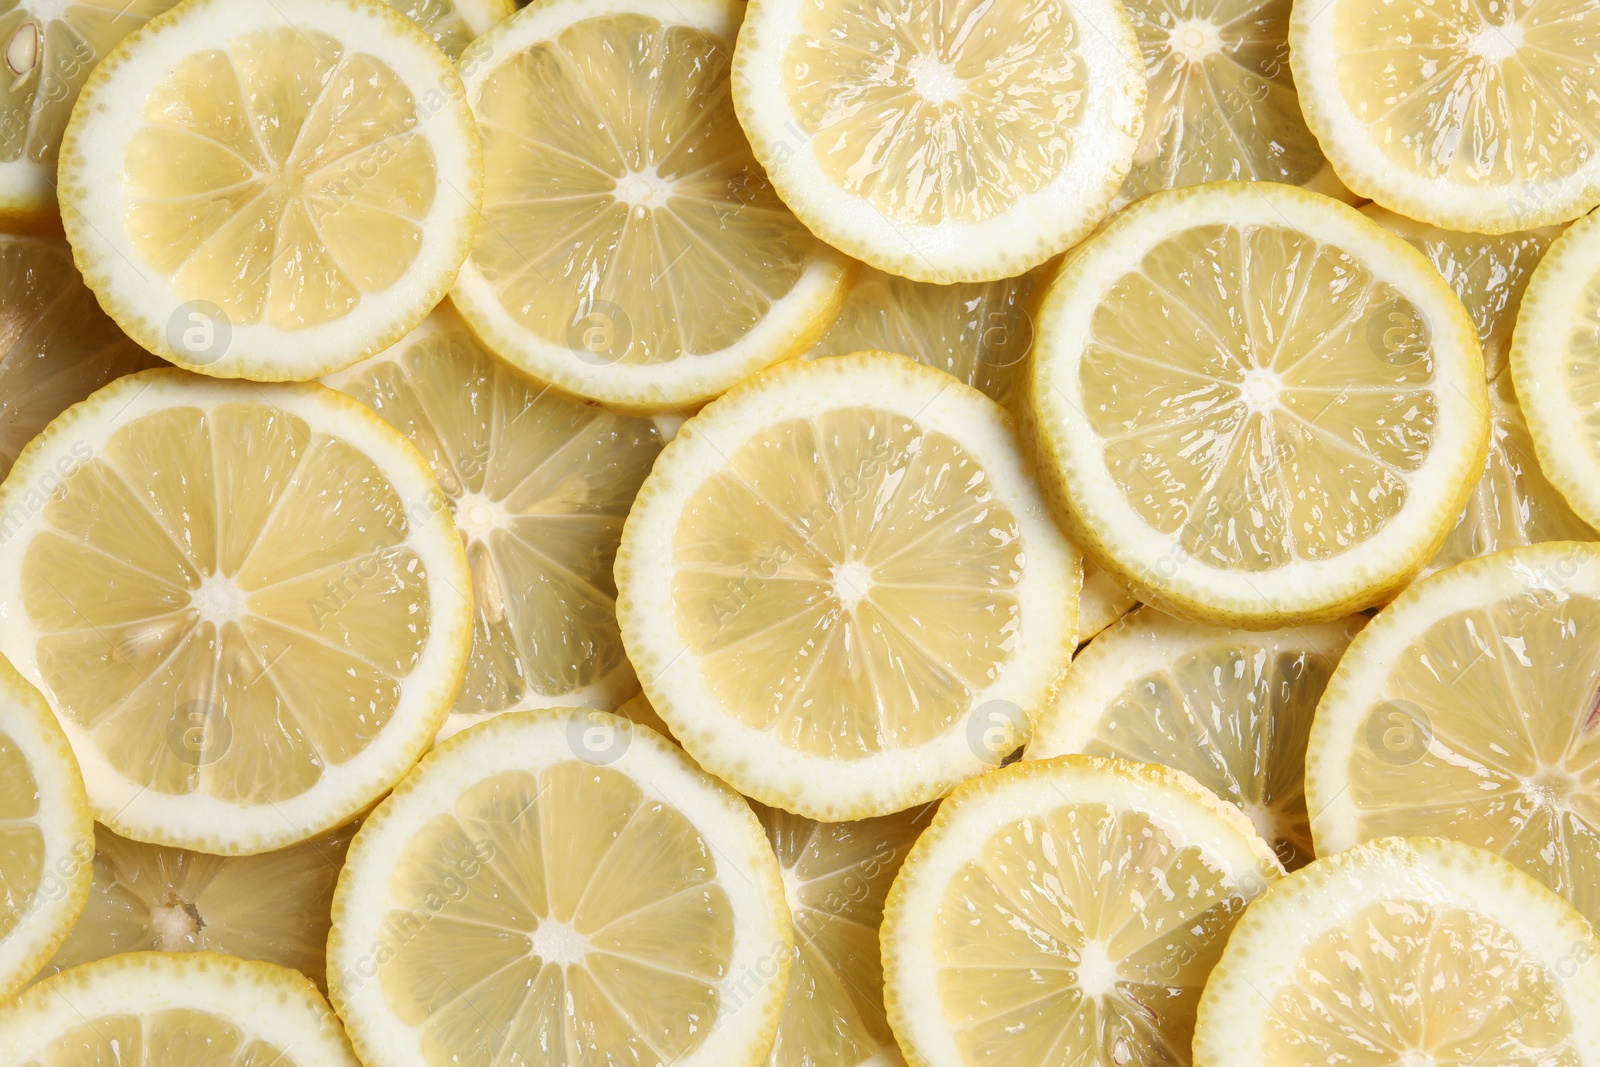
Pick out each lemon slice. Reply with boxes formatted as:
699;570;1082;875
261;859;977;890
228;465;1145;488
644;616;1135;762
326;303;662;744
388;0;512;57
1077;564;1139;645
733;0;1145;283
1030;182;1489;627
760;802;931;1067
37;822;354;991
1512;211;1600;531
0;951;361;1066
882;755;1282;1067
1029;608;1362;869
1116;0;1348;207
1194;837;1600;1067
616;353;1081;821
0;234;157;480
58;0;482;381
329;709;792;1067
1290;0;1600;233
0;656;91;1002
449;0;849;413
804;265;1046;405
1306;541;1600;928
0;370;472;856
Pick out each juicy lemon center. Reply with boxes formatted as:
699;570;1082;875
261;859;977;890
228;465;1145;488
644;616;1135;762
528;917;591;968
907;54;965;104
1466;22;1523;63
1168;19;1224;63
612;165;678;212
1073;937;1119;998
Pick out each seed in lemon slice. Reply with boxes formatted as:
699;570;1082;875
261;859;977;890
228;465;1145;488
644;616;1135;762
1290;0;1600;233
328;709;792;1067
58;0;483;381
1029;181;1489;628
36;821;354;991
759;802;932;1067
326;303;663;744
1029;608;1362;869
1512;211;1600;531
387;0;512;58
0;655;91;1002
882;755;1283;1067
1306;541;1600;928
1194;836;1600;1067
0;234;158;480
616;353;1081;821
0;369;472;856
0;950;361;1066
449;0;849;413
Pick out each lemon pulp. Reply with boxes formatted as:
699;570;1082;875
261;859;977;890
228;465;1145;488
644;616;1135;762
0;729;42;941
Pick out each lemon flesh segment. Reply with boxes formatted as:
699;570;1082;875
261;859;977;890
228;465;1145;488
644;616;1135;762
617;354;1081;821
1511;212;1600;532
1290;0;1600;232
0;0;178;229
1195;837;1600;1067
58;0;482;381
883;755;1283;1067
0;371;471;856
37;822;353;991
385;0;513;58
0;234;158;480
804;265;1044;405
1029;607;1362;869
451;0;848;413
329;710;792;1067
0;951;360;1067
759;803;931;1067
0;657;91;1002
1117;0;1346;206
1305;541;1600;929
1030;182;1489;627
326;304;661;744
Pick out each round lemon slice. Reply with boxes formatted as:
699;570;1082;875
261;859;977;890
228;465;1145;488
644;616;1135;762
0;656;91;1002
882;755;1282;1067
329;709;792;1067
0;234;157;480
733;0;1145;283
0;951;361;1066
450;0;849;413
1306;541;1600;928
1030;182;1489;628
0;370;472;856
1194;837;1600;1067
1029;608;1362;868
1290;0;1600;233
1512;211;1600;531
616;353;1081;822
760;802;931;1067
38;822;354;990
326;304;663;743
389;0;512;57
58;0;482;381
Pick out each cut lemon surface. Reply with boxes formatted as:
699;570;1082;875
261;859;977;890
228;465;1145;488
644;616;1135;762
58;0;482;381
329;709;792;1067
882;755;1282;1067
1030;182;1489;627
38;822;354;990
0;370;472;856
1077;564;1139;645
1512;210;1600;531
804;265;1046;405
1029;608;1361;868
0;234;157;480
1306;541;1600;928
326;304;662;743
733;0;1145;283
0;951;361;1066
760;803;932;1067
1290;0;1600;232
451;0;849;412
387;0;512;57
1194;837;1600;1067
1365;207;1596;577
617;353;1082;821
0;655;91;1002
